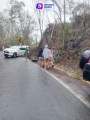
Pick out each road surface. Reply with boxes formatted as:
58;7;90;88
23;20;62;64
0;52;90;120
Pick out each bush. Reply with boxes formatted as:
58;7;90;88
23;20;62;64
54;55;61;63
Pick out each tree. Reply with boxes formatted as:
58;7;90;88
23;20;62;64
9;0;36;45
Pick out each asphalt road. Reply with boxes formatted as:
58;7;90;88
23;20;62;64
0;52;90;120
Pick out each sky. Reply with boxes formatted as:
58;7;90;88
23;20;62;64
0;0;86;41
0;0;85;11
0;0;45;40
0;0;57;40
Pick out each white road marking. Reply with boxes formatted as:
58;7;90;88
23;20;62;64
44;69;90;109
32;62;90;109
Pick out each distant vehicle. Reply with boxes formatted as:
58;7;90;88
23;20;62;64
3;45;29;58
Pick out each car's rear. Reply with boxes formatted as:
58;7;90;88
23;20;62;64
79;50;90;70
79;50;90;81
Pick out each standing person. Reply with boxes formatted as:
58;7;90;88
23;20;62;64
42;45;50;69
28;47;31;59
24;47;29;61
48;48;54;68
37;48;44;67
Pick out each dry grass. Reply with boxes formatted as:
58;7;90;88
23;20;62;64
54;59;83;80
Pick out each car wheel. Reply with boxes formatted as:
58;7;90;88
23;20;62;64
13;53;17;58
4;55;8;58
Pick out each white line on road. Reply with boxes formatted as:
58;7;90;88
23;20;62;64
43;69;90;109
32;62;90;109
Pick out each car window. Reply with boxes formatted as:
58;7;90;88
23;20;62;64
19;48;26;50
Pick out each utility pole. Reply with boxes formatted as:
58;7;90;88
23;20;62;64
36;37;37;48
50;22;56;49
63;0;66;47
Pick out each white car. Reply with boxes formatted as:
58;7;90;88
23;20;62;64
3;45;29;58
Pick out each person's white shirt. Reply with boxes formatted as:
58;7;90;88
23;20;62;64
42;45;50;58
